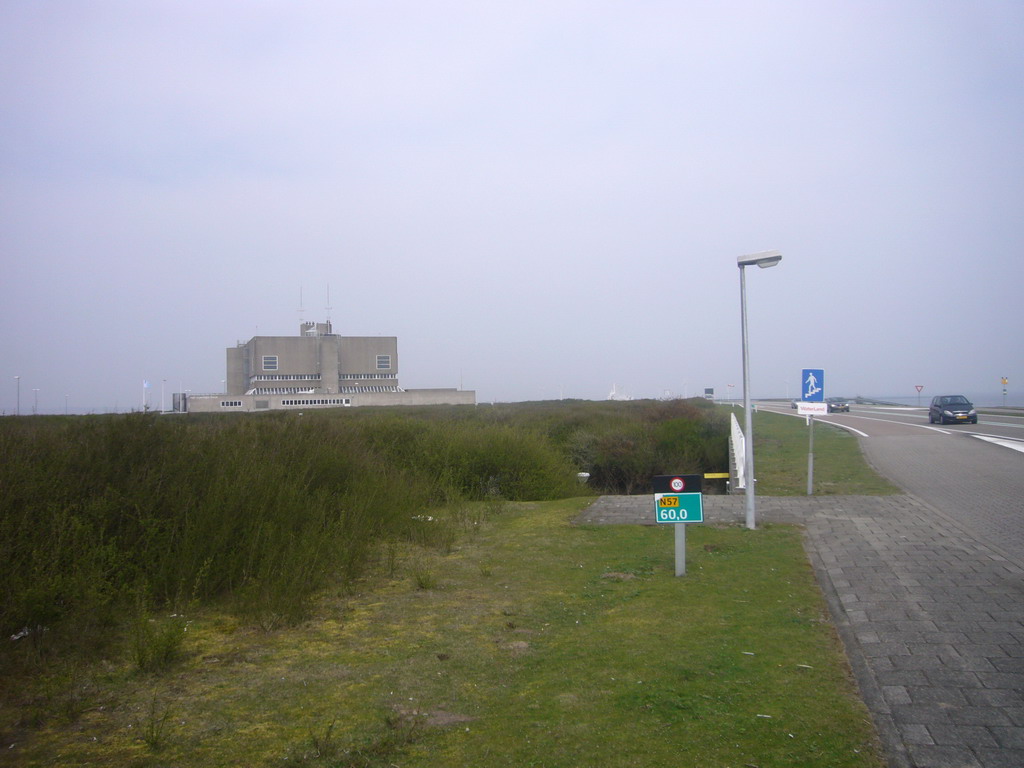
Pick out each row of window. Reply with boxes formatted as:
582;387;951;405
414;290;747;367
221;398;353;408
282;398;351;407
339;373;396;380
251;374;321;381
250;388;316;395
261;355;392;372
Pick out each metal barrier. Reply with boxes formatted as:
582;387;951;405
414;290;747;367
730;412;745;491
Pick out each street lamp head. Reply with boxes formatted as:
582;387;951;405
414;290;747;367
737;250;783;269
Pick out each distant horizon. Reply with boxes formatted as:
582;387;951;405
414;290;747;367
6;389;1022;417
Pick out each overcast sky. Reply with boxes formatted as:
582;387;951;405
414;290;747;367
3;1;1023;414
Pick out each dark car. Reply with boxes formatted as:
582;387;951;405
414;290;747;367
928;395;978;424
826;397;850;413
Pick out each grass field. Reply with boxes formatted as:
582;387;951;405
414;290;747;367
2;403;893;766
6;498;885;767
751;410;900;496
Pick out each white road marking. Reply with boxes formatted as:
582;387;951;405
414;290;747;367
815;420;870;438
972;435;1024;454
857;406;923;412
760;405;956;436
761;406;871;436
840;415;952;434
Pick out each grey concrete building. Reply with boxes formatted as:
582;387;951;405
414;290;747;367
180;321;474;413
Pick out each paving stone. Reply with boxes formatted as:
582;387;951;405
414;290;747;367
973;748;1024;768
883;685;913;705
906;743;983;767
975;672;1022;689
990;726;1024;749
899;722;934;745
990;657;1024;673
906;686;969;706
963;689;1022;708
929;725;1000;748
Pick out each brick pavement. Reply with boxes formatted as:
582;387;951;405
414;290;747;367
578;494;1024;768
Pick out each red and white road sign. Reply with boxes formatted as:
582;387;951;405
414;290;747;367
797;402;828;416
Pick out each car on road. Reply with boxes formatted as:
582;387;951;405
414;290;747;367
826;397;850;413
928;394;978;424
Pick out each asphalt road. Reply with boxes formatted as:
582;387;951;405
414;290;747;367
759;402;1024;565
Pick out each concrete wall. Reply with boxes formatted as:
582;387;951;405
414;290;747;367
227;333;399;394
226;346;246;395
352;388;475;407
249;336;320;378
338;337;398;384
320;336;341;393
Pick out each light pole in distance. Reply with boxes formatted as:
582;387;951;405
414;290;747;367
738;250;783;530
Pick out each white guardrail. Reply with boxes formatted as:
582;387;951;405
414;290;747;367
730;412;746;490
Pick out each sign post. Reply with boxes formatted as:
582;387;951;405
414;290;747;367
800;369;825;496
653;475;703;576
807;414;815;496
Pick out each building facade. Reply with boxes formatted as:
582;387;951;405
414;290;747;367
181;321;474;413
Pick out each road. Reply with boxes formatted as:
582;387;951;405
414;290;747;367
759;402;1024;564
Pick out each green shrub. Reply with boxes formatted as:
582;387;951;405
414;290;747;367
0;398;725;669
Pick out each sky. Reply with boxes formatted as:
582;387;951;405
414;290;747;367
2;1;1023;414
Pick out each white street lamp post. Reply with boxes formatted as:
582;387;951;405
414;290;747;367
738;250;782;530
14;376;20;416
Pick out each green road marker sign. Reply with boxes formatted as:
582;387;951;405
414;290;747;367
652;475;704;576
654;492;704;523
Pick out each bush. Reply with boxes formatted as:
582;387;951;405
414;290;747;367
0;398;726;668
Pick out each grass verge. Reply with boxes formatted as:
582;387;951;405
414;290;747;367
748;410;900;496
4;498;885;767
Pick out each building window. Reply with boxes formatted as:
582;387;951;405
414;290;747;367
251;374;320;382
262;355;278;371
282;398;351;407
376;355;391;370
220;400;243;408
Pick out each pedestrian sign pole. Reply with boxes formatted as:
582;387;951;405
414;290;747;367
800;369;825;496
653;475;703;576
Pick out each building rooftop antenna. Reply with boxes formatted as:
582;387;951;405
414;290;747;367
298;286;305;324
325;283;333;324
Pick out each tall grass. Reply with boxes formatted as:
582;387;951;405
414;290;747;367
0;399;726;668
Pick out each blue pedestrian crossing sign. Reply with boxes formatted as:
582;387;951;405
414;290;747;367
802;369;824;402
